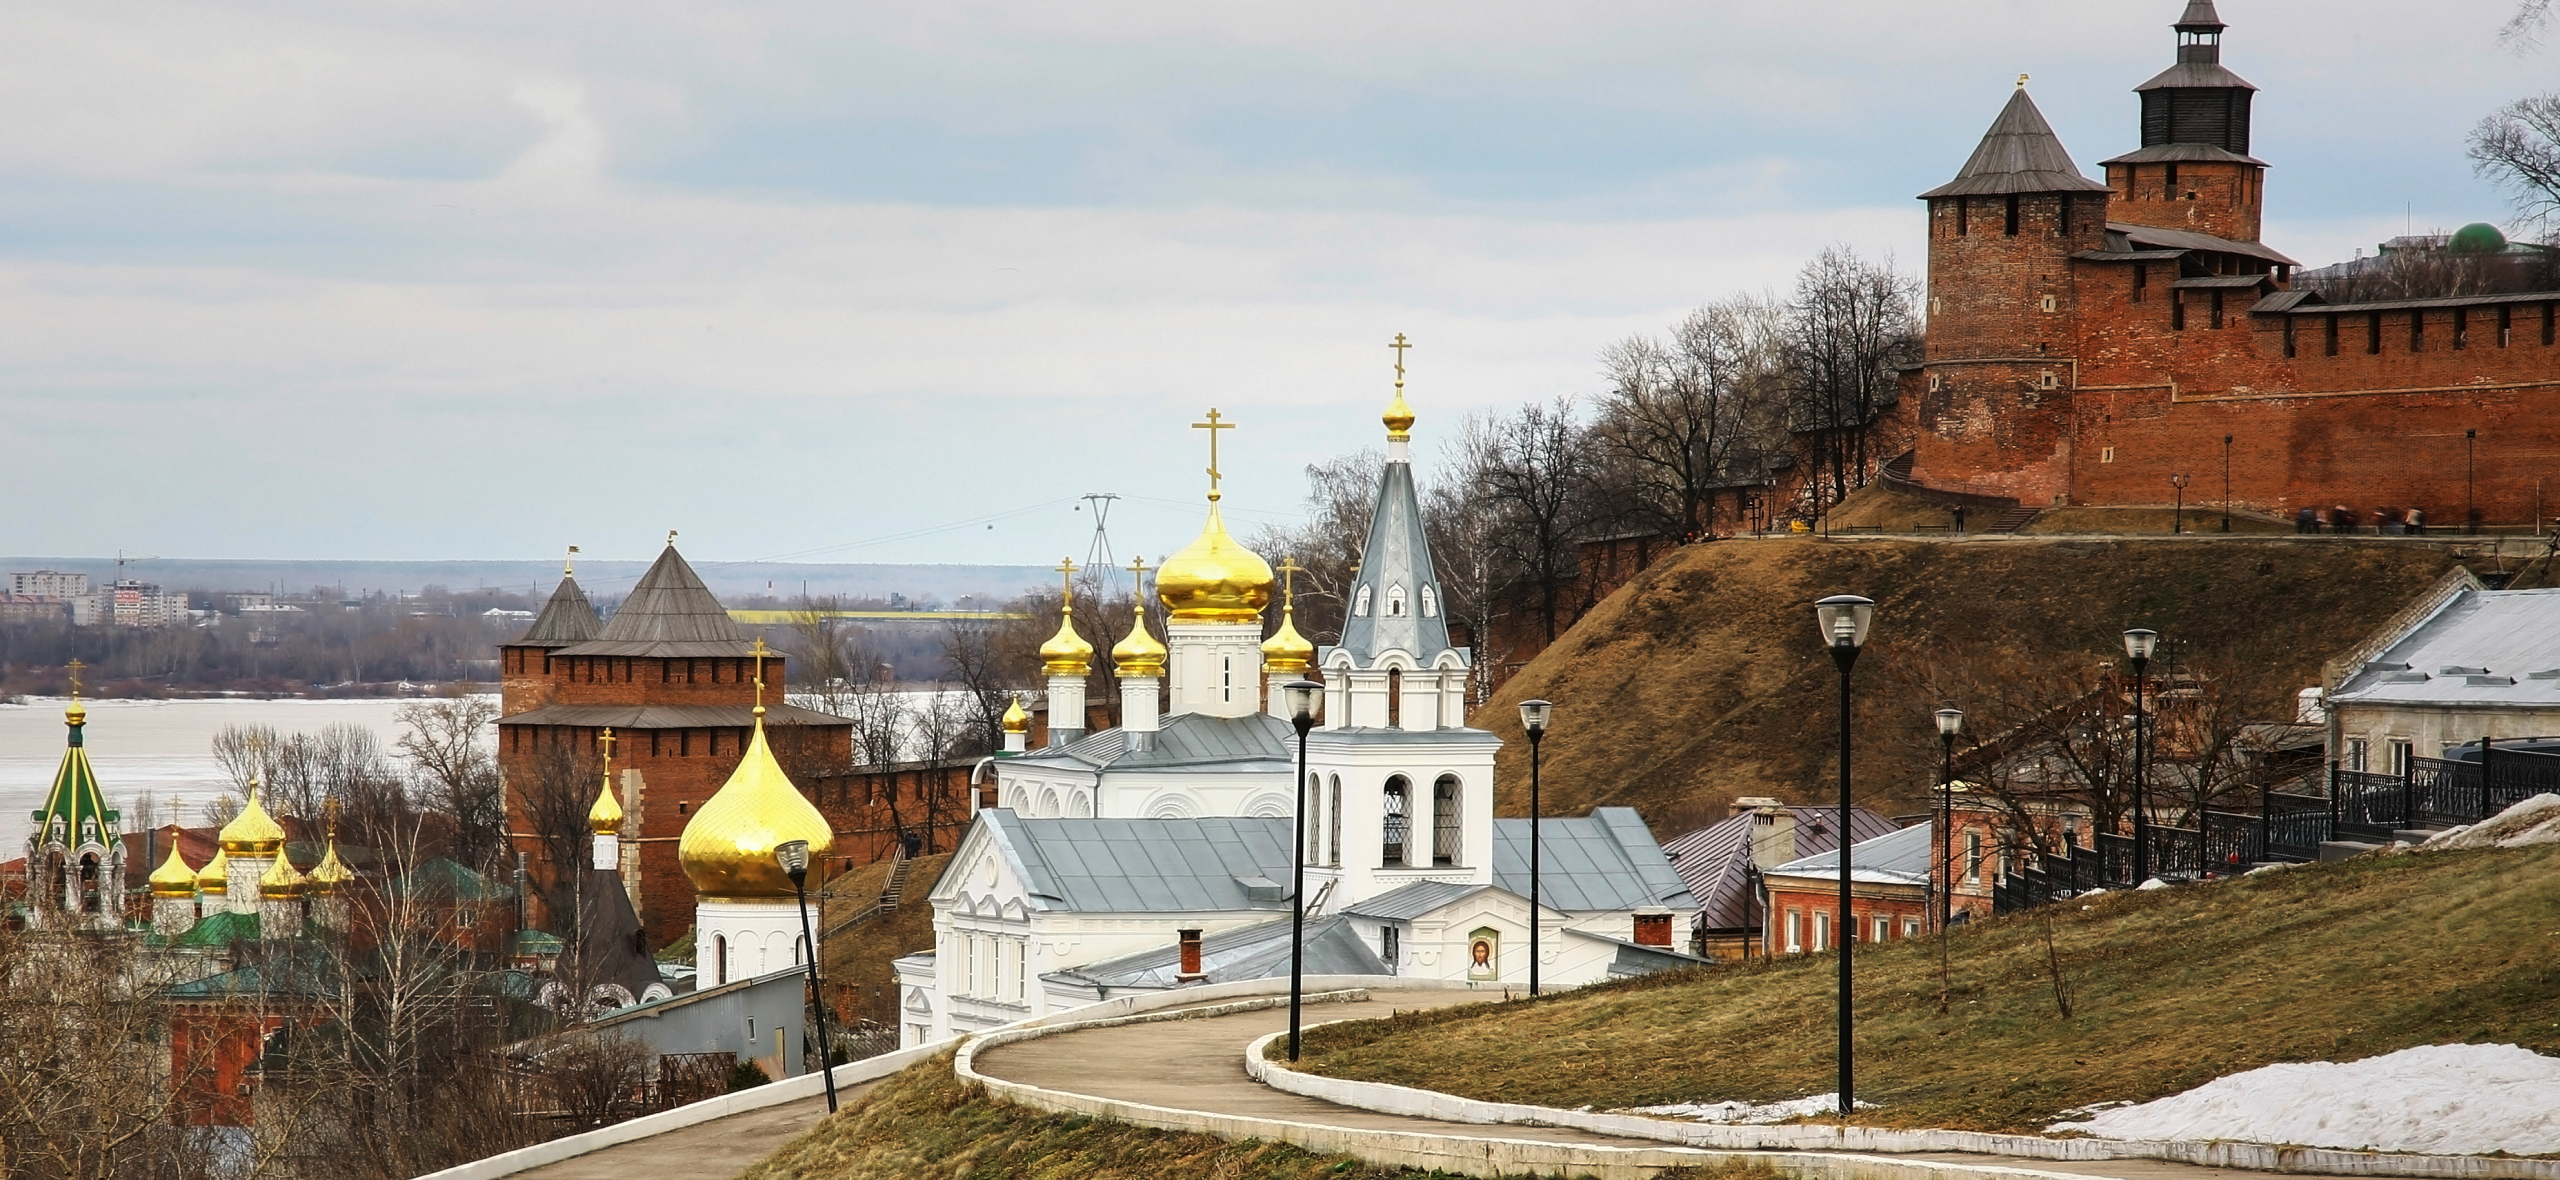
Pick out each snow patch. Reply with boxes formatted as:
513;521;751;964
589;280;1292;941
2047;1043;2560;1155
1625;1094;1877;1123
2422;794;2560;851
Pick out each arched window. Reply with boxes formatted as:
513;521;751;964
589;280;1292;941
1306;773;1323;863
1387;669;1402;727
1432;775;1461;865
1386;584;1406;617
1382;776;1410;866
1352;586;1372;617
1328;775;1343;867
713;935;729;986
795;934;808;965
1420;585;1438;617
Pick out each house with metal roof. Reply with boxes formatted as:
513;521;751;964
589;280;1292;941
1758;823;1936;957
2325;576;2560;774
1658;797;1901;961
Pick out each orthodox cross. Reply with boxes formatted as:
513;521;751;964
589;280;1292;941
1127;555;1150;601
1390;333;1411;388
324;798;341;841
1192;408;1233;500
65;658;84;701
598;726;616;765
1276;556;1303;605
749;637;772;708
1055;557;1080;607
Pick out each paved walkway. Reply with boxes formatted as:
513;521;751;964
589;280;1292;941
968;990;2279;1180
511;1082;874;1180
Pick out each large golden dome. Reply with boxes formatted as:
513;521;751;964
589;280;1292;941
219;783;287;856
1155;502;1273;623
677;715;835;899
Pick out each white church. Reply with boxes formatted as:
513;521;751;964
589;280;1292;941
895;368;1698;1048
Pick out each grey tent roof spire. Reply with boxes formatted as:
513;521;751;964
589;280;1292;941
1918;87;2110;199
517;573;601;648
1329;450;1456;668
2174;0;2226;32
554;544;753;658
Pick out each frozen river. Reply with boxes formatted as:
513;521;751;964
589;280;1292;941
0;697;444;853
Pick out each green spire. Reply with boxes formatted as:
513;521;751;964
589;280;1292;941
31;697;116;855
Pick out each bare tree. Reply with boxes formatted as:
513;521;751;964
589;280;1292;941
396;693;505;869
2471;93;2560;232
1470;396;1597;645
2503;0;2554;50
1244;448;1383;646
0;931;226;1179
941;617;1030;757
1593;298;1782;541
1780;247;1922;516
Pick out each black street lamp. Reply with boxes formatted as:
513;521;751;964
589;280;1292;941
1518;699;1553;997
2169;474;2189;534
775;839;839;1114
1814;594;1874;1121
2220;435;2233;533
1935;707;1964;932
1283;679;1321;1061
2123;628;2158;886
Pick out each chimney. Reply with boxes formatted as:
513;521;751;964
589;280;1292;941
1730;795;1784;819
1632;909;1673;948
2295;686;2326;724
1749;803;1799;872
1176;929;1205;982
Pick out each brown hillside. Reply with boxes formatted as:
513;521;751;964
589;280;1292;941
1476;537;2471;832
819;852;951;1028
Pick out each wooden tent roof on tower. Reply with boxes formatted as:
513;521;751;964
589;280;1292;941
555;544;755;659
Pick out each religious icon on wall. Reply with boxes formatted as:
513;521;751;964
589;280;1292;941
1467;926;1500;981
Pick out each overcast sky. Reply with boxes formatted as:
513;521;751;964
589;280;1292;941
0;0;2543;570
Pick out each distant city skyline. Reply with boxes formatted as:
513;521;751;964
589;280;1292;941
0;1;2543;565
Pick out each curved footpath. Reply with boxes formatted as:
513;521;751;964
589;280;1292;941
965;989;2280;1180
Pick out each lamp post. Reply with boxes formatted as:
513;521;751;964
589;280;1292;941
2169;473;2189;534
1814;594;1874;1121
2123;628;2158;886
2220;435;2233;533
1518;699;1553;997
1283;679;1321;1061
775;839;838;1114
1935;707;1963;932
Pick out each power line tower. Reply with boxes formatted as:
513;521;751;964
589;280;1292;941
1079;493;1123;599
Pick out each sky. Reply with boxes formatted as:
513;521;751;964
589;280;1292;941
0;0;2546;571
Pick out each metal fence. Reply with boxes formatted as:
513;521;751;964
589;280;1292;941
1994;751;2553;917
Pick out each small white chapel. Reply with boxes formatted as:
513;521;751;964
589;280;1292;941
895;353;1698;1048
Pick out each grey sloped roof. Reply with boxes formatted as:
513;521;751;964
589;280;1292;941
2331;588;2560;709
1919;89;2110;199
1766;820;1934;886
2110;222;2297;266
2174;0;2226;29
496;702;849;729
1013;710;1296;774
1658;805;1900;933
1491;807;1694;913
556;546;751;659
985;812;1296;912
1046;913;1386;990
516;575;601;648
1333;458;1458;667
2251;290;2322;314
2134;62;2257;94
2099;142;2266;167
1343;879;1492;922
2174;274;2276;290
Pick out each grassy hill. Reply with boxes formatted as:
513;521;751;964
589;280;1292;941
1285;842;2560;1133
820;853;951;1028
1474;536;2472;830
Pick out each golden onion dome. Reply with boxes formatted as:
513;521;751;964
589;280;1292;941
149;837;198;898
196;847;231;892
259;850;307;900
65;700;87;729
588;771;625;836
677;714;835;899
1039;601;1095;676
1383;384;1415;442
1111;597;1168;678
1002;695;1030;734
219;783;287;856
307;840;355;897
1261;603;1316;674
1155;502;1274;623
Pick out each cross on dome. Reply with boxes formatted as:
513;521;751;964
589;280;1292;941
1192;408;1233;501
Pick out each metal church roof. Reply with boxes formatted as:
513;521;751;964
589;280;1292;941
1490;808;1694;912
1919;88;2111;199
30;708;116;856
1331;458;1459;667
556;546;754;659
1044;913;1387;991
982;811;1298;913
1012;710;1297;774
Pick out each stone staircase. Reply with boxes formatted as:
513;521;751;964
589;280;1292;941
819;848;914;942
1984;506;2044;533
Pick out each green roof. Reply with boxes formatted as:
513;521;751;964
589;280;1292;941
390;857;514;902
29;709;117;856
2450;223;2509;255
169;909;265;947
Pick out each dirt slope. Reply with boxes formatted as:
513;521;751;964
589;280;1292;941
1477;536;2469;830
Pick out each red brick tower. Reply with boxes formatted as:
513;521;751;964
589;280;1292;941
499;563;599;714
1913;85;2113;506
2101;0;2265;242
498;542;852;948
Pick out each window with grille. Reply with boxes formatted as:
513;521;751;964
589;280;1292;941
1432;775;1461;865
1381;777;1409;865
